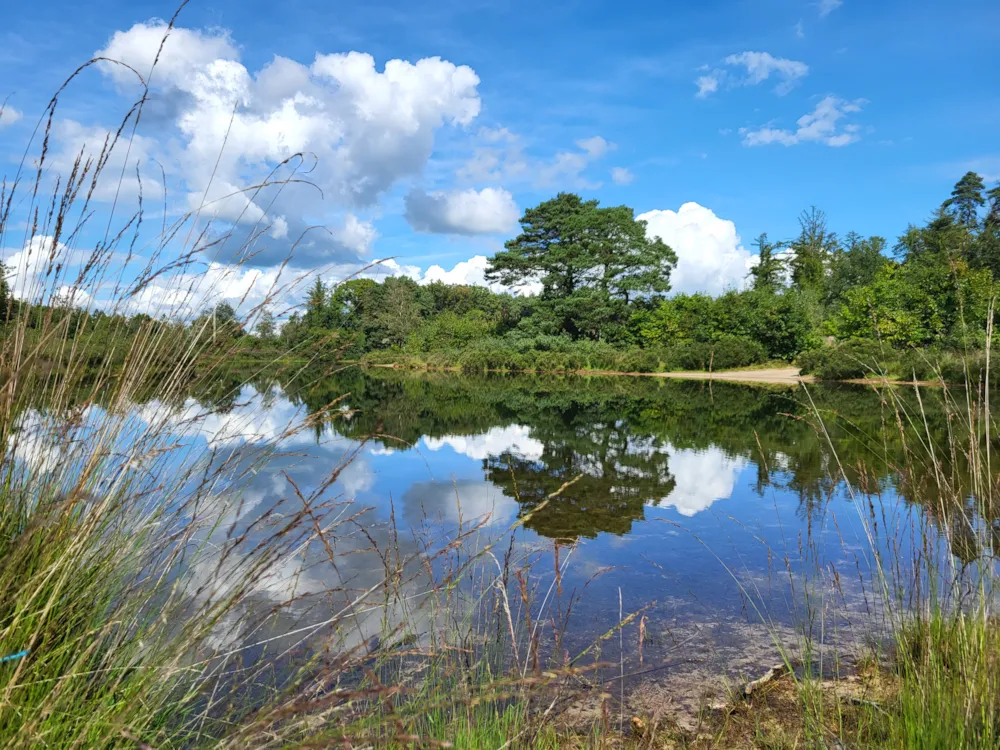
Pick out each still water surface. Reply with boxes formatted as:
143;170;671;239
14;370;978;701
206;372;949;686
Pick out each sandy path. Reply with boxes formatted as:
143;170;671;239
649;367;812;385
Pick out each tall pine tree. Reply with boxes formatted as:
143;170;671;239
944;171;986;230
748;233;785;293
789;207;837;293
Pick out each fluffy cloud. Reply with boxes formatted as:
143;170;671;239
421;425;544;461
402;479;520;528
0;106;23;128
696;52;808;97
611;167;635;185
458;129;612;189
420;255;494;286
741;96;866;147
819;0;843;17
331;214;378;255
325;254;540;297
723;52;809;95
93;21;483;266
638;202;755;296
125;260;299;317
655;445;748;516
405;187;519;235
2;235;93;303
98;23;239;86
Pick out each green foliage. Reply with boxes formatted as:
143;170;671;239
261;175;1000;381
796;340;888;380
256;307;276;340
485;193;676;340
748;233;786;293
668;336;768;370
825;232;890;305
789;207;838;292
634;289;815;360
407;310;495;351
829;260;995;348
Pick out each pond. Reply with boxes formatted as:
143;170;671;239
10;368;988;713
212;370;991;702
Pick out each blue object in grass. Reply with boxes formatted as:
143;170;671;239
0;650;29;664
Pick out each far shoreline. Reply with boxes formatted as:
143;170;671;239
365;362;958;388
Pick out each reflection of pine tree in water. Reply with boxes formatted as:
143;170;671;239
278;369;1000;560
484;425;675;540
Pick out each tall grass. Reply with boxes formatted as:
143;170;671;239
0;16;600;747
726;331;1000;748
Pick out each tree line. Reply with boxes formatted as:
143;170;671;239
3;171;999;380
278;171;1000;377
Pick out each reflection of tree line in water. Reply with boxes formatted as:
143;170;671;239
268;370;996;550
34;366;998;556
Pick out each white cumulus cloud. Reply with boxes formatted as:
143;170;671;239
405;187;519;235
655;445;748;516
741;96;866;147
0;106;23;128
421;425;544;461
638;202;755;296
611;167;635;185
93;21;483;266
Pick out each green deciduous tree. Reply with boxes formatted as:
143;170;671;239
256;308;276;340
825;232;890;306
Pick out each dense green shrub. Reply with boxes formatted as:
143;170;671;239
937;351;990;385
796;340;888;380
614;349;661;373
893;348;944;381
669;336;767;371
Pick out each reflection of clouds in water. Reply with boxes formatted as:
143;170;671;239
9;404;170;496
181;447;399;651
10;409;83;475
338;458;376;499
10;387;393;654
656;445;748;516
402;479;519;528
421;425;543;461
137;386;315;448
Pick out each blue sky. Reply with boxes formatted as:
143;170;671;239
1;0;998;309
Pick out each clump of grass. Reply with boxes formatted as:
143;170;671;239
776;317;1000;747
